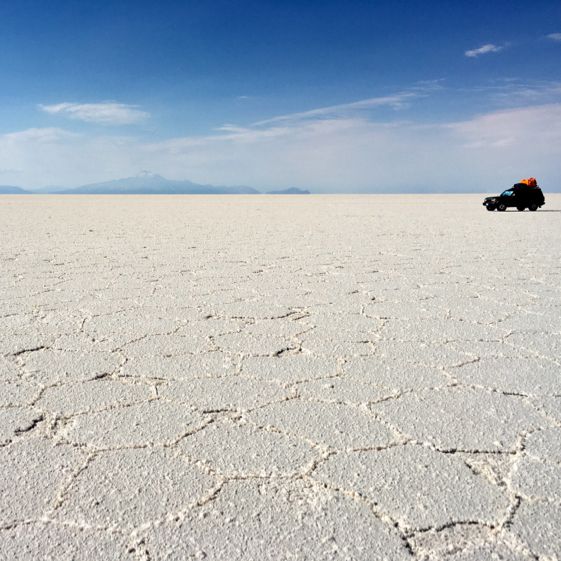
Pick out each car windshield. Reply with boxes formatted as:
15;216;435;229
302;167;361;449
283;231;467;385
501;190;514;197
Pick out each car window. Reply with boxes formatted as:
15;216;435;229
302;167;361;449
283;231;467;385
501;190;514;196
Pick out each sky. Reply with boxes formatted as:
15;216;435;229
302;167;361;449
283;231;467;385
1;0;561;192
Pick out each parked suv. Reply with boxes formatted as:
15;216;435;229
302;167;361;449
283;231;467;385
483;183;545;212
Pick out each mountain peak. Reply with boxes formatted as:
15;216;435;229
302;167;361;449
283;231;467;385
135;170;163;179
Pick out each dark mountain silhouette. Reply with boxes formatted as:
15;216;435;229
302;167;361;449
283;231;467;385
28;185;68;193
56;172;261;194
267;187;310;194
0;185;30;194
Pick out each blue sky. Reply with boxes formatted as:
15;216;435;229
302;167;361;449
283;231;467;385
1;0;561;191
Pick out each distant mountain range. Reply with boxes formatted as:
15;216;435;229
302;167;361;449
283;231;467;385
2;173;310;195
0;185;30;194
267;187;311;195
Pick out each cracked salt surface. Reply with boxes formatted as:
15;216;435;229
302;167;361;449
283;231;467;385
1;194;561;560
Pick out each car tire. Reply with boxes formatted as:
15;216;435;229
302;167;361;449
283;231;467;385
486;206;495;211
497;204;507;212
517;206;525;211
529;203;538;211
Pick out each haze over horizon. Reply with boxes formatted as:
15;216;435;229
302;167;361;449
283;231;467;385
1;0;561;193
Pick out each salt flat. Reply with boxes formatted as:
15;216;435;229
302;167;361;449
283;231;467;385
1;194;560;560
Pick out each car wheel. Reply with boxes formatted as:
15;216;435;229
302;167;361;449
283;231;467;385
517;206;525;211
529;203;538;211
497;204;507;212
486;206;495;211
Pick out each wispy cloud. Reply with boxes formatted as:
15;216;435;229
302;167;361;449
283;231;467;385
39;102;149;125
491;80;561;106
2;127;77;143
546;32;561;42
465;44;504;58
251;92;419;127
454;79;561;107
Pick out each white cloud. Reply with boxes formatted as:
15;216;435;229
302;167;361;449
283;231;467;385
447;103;561;147
546;33;561;42
39;102;149;125
465;44;504;58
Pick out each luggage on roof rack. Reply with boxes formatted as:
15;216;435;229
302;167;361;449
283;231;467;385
519;177;538;187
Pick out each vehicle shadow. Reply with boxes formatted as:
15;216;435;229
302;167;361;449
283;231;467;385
500;209;561;213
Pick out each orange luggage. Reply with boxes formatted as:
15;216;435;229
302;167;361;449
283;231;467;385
519;177;538;187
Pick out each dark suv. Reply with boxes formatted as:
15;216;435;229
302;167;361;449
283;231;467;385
483;183;545;212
